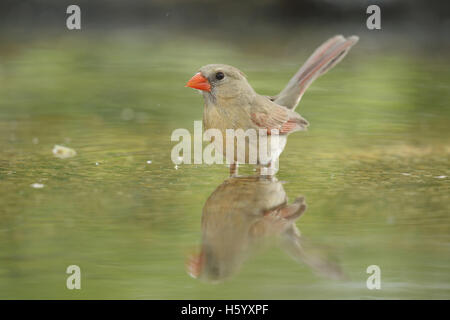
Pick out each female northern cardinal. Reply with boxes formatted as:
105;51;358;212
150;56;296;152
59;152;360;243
185;35;358;175
186;176;344;282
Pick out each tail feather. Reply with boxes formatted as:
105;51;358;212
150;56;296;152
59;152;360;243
273;35;359;110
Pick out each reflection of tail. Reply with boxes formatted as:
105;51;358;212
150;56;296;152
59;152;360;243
273;35;359;110
261;195;345;280
281;225;346;280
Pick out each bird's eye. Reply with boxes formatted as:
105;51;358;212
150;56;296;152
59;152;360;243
215;72;224;80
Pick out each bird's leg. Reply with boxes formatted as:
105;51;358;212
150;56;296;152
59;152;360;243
258;163;270;177
229;162;238;177
259;159;279;177
271;158;279;175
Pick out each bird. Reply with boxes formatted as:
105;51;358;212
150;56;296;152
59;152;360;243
186;175;344;282
185;35;359;176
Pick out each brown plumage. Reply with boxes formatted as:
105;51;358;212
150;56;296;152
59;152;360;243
186;35;359;175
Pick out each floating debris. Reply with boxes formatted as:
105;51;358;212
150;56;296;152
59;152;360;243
52;145;76;159
401;173;411;176
147;160;152;164
30;183;44;189
95;162;100;166
174;165;179;170
435;175;447;179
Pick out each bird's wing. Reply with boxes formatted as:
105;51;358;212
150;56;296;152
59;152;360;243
250;197;307;238
272;35;359;110
250;95;309;135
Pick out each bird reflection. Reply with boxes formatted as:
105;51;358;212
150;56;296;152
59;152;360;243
186;175;344;282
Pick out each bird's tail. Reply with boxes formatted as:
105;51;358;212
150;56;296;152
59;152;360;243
281;226;346;280
273;35;359;110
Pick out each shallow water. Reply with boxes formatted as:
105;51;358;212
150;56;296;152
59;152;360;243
0;33;449;299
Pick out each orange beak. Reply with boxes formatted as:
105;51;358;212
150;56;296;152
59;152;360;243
185;72;211;92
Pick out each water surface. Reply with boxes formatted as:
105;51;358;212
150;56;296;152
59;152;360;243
0;33;449;299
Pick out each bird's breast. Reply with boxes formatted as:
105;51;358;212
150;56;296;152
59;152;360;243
202;102;287;164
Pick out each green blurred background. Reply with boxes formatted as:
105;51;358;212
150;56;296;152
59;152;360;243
0;0;449;299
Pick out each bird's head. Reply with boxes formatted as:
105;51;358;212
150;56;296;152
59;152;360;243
185;64;253;101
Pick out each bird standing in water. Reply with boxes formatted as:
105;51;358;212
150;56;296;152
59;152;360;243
185;35;359;176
